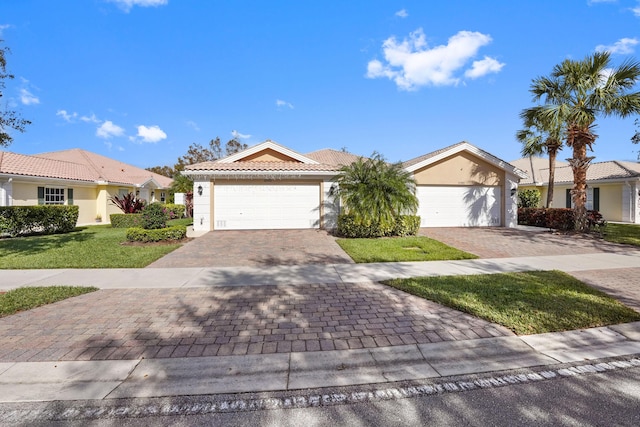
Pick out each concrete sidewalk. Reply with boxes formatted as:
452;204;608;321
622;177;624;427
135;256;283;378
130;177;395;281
2;251;640;290
1;322;639;402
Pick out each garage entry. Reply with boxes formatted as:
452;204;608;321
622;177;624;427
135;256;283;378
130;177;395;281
417;186;501;227
213;183;320;230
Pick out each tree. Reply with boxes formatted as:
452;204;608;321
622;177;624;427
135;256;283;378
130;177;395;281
530;52;640;231
145;165;174;178
632;118;640;160
516;105;564;207
0;40;31;147
331;152;418;232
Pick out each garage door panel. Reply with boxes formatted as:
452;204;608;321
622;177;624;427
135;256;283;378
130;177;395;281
417;186;501;227
214;184;320;230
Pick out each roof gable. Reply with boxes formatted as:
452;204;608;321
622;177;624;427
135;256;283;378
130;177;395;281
218;140;319;164
404;141;527;179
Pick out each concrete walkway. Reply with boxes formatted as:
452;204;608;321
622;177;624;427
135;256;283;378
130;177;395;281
1;251;640;403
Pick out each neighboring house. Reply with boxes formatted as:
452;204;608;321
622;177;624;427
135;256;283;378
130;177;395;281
511;156;640;224
184;140;526;231
0;148;173;225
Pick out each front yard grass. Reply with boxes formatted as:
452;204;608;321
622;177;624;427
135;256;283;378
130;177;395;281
336;236;477;263
384;270;640;335
0;286;98;317
0;219;191;269
603;223;640;247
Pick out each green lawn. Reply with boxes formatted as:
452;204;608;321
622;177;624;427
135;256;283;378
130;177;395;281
384;271;640;335
336;236;478;263
0;286;98;317
0;218;191;269
604;223;640;247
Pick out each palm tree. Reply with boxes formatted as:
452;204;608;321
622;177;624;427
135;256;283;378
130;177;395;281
331;152;418;233
516;105;564;208
530;52;640;231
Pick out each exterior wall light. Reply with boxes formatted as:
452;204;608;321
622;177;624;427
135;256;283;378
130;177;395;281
197;185;203;196
510;187;517;197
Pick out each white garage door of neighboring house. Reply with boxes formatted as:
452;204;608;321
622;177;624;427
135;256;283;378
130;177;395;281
213;184;320;230
417;186;501;227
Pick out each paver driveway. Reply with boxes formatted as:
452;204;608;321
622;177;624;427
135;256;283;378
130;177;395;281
147;229;354;268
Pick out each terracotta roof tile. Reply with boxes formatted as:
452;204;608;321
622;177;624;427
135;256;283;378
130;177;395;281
511;157;640;185
185;161;341;172
0;148;172;187
304;149;364;166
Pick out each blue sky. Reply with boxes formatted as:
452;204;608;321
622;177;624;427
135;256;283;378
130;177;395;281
2;0;640;170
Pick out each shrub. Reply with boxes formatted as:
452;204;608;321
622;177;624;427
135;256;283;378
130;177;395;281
141;202;169;230
109;213;143;228
162;204;185;219
337;214;420;238
517;189;541;208
109;192;145;213
126;225;187;242
0;206;78;237
518;207;606;231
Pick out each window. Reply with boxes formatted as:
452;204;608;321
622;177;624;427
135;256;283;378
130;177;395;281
38;187;65;205
160;191;166;203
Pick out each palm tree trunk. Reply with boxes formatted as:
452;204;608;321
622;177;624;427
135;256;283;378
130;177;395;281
546;144;559;208
567;128;595;232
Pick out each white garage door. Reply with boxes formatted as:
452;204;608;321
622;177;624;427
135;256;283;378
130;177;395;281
417;186;501;227
214;184;320;230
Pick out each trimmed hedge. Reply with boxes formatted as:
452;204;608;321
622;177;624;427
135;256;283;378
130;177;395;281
337;214;421;238
0;205;79;237
126;225;187;242
162;204;185;219
518;208;606;231
110;213;143;228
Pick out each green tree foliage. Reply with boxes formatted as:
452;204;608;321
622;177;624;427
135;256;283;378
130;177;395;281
632;118;640;160
517;189;541;208
529;52;640;231
0;40;31;147
331;152;418;233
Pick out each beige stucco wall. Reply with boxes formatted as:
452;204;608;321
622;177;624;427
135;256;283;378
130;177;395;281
72;186;98;225
240;149;299;162
100;185;137;223
413;152;505;186
10;182;38;205
598;183;622;222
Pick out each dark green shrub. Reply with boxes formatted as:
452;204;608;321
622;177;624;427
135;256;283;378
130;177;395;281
162;204;185;219
141;202;169;230
337;214;420;238
517;189;541;208
0;206;78;237
109;213;143;228
518;208;605;231
126;225;187;242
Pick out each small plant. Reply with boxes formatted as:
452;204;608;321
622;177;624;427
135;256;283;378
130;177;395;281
141;202;169;230
95;214;102;223
517;189;541;208
109;192;146;214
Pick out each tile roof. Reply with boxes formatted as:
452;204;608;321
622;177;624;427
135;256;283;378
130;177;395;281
304;149;364;166
511;156;640;185
0;148;172;187
509;156;570;185
185;161;342;172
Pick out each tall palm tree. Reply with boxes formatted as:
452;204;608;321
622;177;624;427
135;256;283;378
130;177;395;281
516;105;564;208
530;52;640;231
331;152;418;232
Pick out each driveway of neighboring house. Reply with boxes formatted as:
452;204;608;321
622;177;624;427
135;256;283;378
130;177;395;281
147;229;354;268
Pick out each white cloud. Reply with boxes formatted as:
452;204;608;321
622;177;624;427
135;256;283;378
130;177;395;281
276;99;294;109
231;130;251;139
80;113;100;123
186;120;200;131
395;9;408;18
96;121;125;139
56;110;78;122
108;0;168;12
0;24;11;35
633;2;640;16
588;0;617;4
135;125;167;143
19;88;40;105
464;56;505;79
366;28;502;90
596;37;639;54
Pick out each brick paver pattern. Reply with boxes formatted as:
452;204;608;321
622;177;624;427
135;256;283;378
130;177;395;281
0;282;512;363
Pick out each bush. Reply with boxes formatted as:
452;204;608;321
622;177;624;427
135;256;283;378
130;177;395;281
337;214;421;238
162;204;185;219
0;206;78;237
109;213;143;228
141;203;169;230
108;192;145;213
518;207;606;231
517;189;541;208
126;225;187;242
